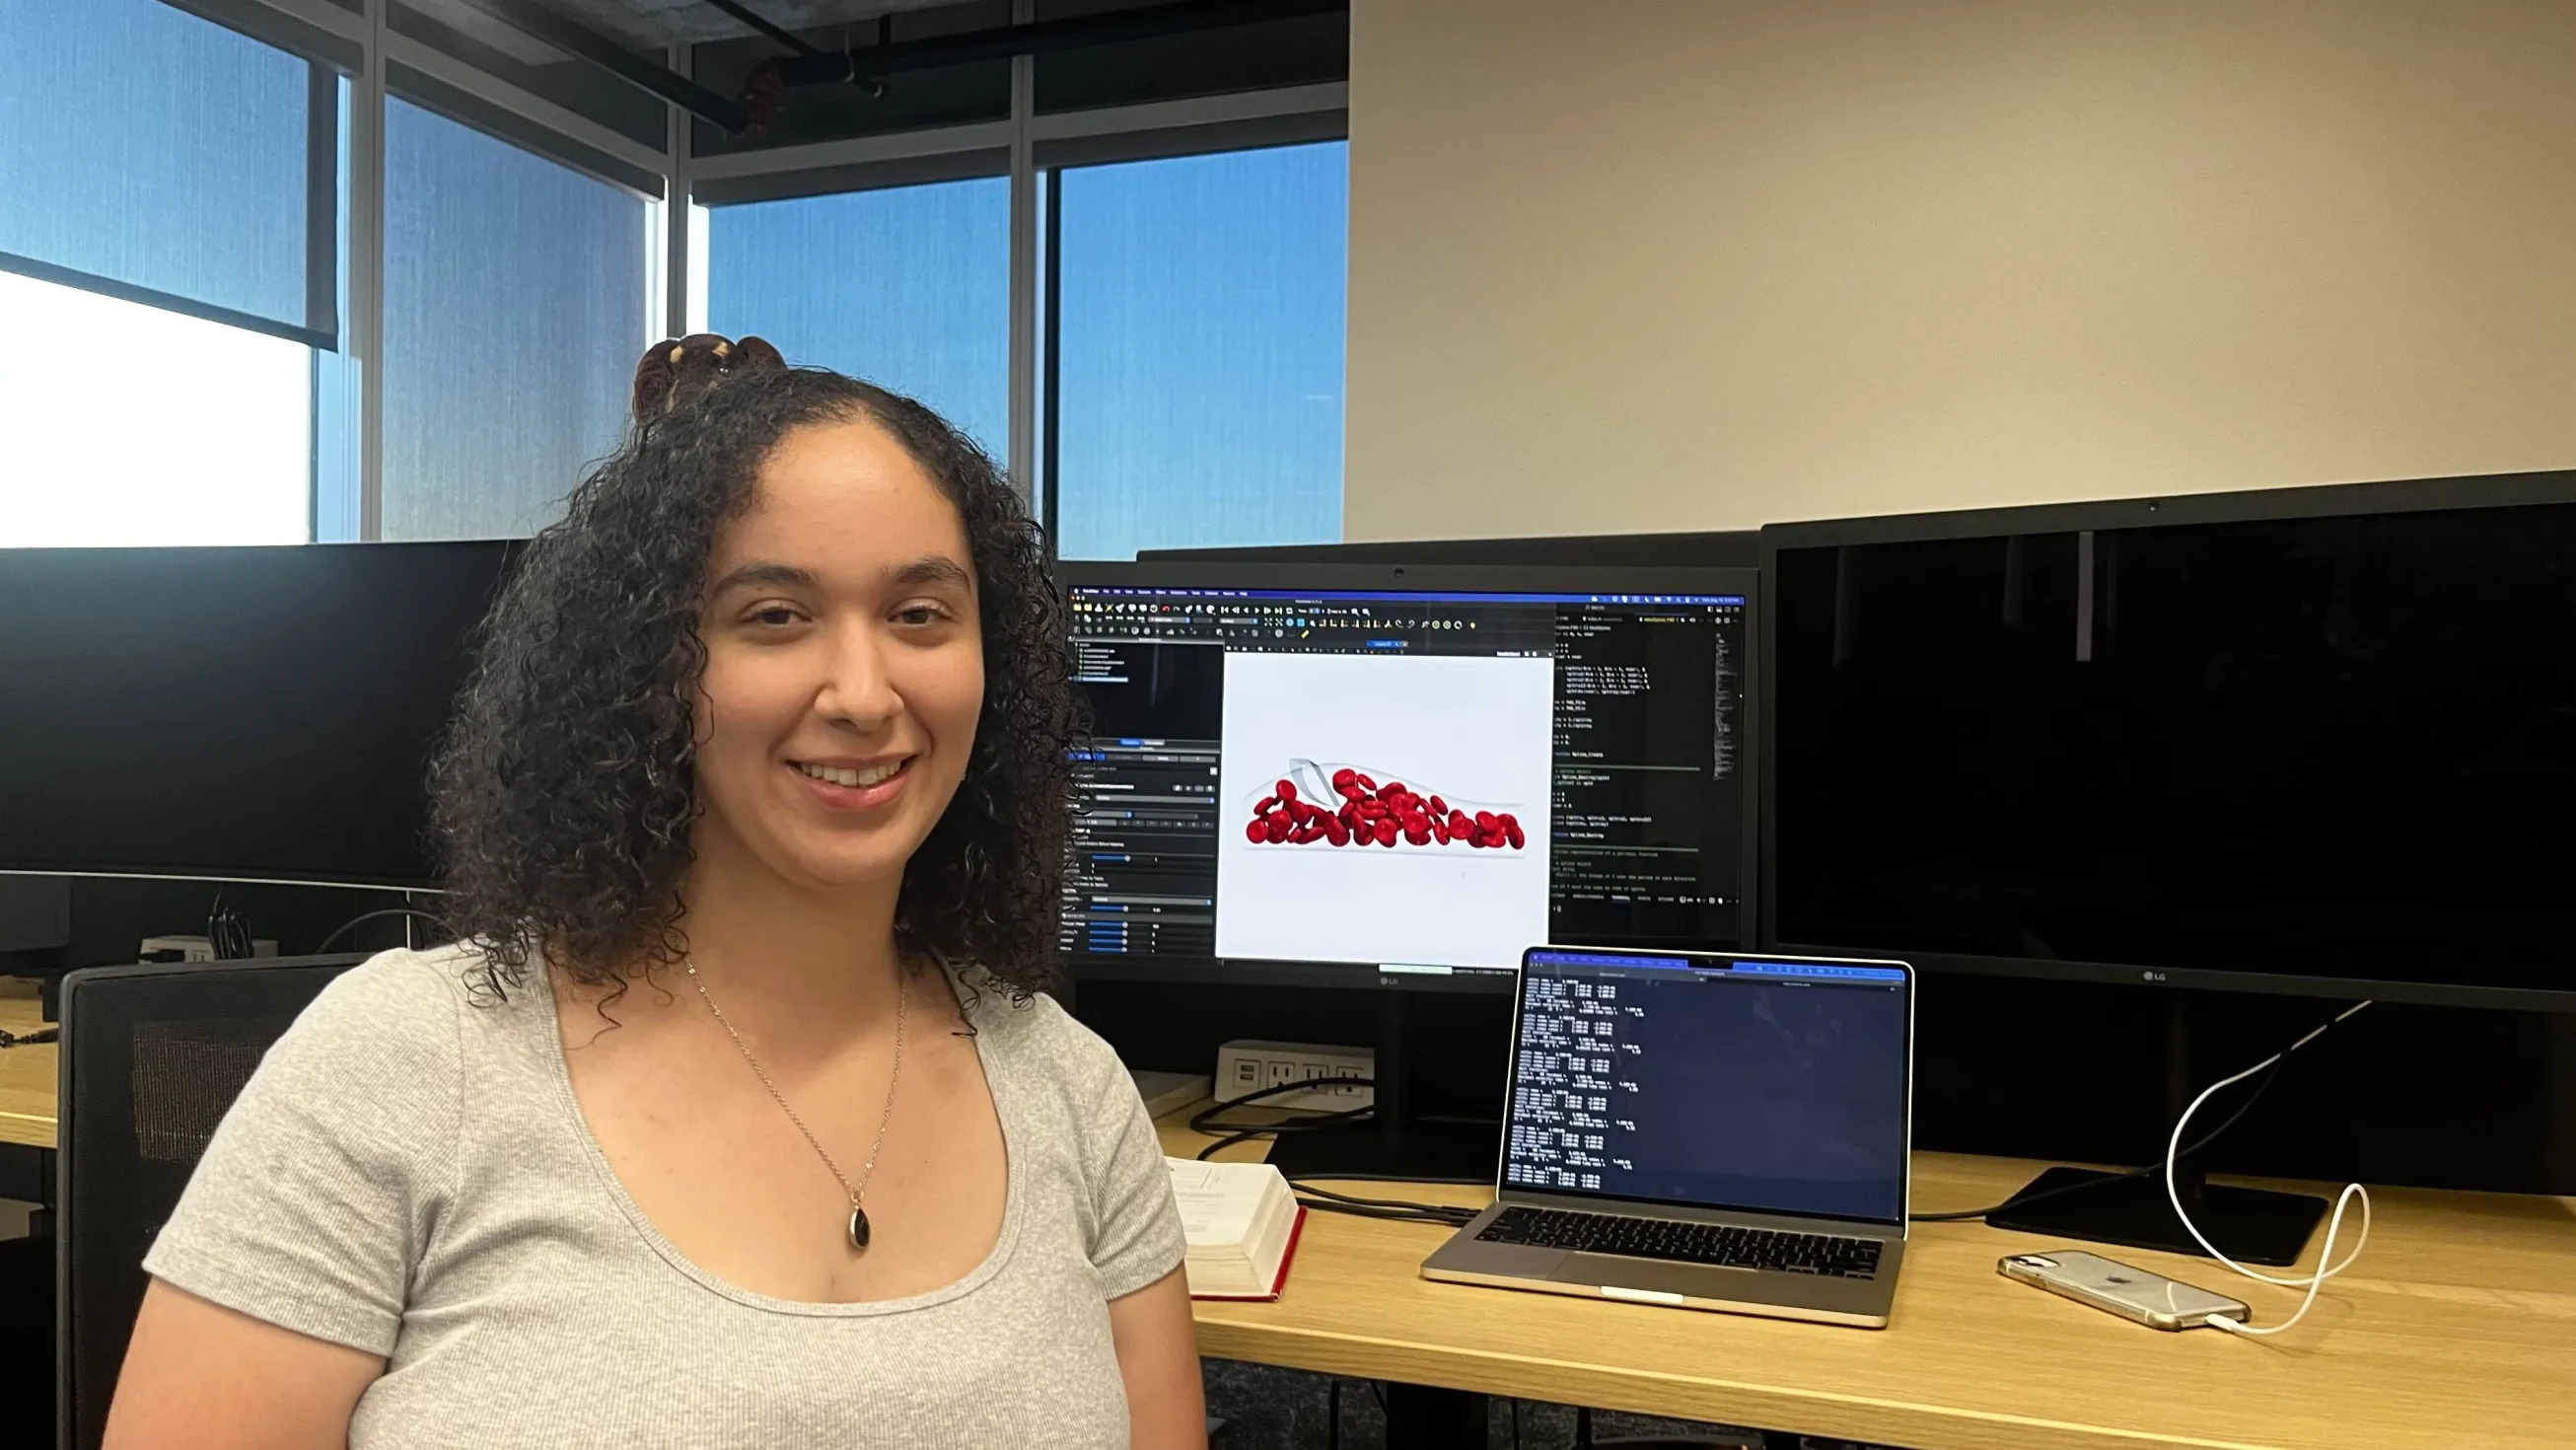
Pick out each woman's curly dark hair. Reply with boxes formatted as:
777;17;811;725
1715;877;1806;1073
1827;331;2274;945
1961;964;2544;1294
430;355;1077;999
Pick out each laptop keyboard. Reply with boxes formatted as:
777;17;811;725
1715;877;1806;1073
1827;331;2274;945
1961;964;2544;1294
1474;1206;1885;1279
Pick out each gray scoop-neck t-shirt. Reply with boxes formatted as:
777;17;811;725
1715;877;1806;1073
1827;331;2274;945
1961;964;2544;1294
143;946;1186;1449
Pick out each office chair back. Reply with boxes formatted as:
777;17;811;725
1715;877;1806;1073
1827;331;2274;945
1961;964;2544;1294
56;954;365;1450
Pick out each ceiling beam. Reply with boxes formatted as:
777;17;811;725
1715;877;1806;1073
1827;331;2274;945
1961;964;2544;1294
446;0;752;132
760;0;1344;86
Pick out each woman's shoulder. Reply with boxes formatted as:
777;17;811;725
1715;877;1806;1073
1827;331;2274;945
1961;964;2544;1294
311;940;505;1013
950;966;1125;1094
274;942;533;1068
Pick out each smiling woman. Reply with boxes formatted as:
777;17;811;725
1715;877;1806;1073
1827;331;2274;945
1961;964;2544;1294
99;341;1206;1450
430;346;1070;997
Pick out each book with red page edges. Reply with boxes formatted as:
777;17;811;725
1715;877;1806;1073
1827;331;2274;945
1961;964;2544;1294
1167;1157;1306;1301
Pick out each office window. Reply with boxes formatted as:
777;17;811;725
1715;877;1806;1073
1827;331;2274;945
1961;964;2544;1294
0;0;326;339
705;179;1011;462
0;270;309;546
1050;142;1346;560
381;97;647;541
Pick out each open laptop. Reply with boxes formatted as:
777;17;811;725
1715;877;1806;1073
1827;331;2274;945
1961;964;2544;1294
1421;947;1914;1328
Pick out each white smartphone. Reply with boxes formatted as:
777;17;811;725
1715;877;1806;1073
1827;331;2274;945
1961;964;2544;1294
1999;1250;2251;1331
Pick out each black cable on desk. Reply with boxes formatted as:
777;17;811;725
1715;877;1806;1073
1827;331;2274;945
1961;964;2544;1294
1189;1076;1379;1161
1186;1076;1377;1136
1287;1179;1476;1228
206;892;252;960
1188;1077;1481;1225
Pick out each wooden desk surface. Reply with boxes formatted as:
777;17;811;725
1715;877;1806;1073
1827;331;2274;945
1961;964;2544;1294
1163;1106;2576;1450
0;998;54;1151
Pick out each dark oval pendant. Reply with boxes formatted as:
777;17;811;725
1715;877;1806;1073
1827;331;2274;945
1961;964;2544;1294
848;1205;871;1251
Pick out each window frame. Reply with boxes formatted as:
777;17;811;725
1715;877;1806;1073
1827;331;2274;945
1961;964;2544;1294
0;0;351;349
1036;130;1349;560
51;0;1344;545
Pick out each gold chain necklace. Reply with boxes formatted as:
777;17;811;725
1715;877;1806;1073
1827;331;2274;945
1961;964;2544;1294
683;960;905;1252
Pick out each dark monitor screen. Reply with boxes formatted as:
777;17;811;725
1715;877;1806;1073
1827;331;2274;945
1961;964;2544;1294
1763;477;2576;1008
1059;564;1754;990
0;542;517;889
1504;950;1912;1226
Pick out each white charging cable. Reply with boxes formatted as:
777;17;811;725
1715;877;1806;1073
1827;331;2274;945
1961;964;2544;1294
2171;1001;2374;1338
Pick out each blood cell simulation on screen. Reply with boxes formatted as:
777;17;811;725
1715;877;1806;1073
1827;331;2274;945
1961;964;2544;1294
1244;765;1525;850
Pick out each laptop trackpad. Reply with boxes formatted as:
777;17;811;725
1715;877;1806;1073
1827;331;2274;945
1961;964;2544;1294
1553;1252;1758;1299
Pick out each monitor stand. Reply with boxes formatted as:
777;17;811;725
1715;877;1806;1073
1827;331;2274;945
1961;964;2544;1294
1984;997;2326;1268
1258;991;1499;1186
1982;1163;2325;1268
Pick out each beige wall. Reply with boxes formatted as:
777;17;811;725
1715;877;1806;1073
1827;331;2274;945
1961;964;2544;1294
1343;0;2576;540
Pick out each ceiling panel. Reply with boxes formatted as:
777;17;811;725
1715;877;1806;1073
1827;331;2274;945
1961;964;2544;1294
512;0;965;51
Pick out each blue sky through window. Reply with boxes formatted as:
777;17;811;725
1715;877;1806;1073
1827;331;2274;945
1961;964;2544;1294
1051;141;1347;560
380;97;646;541
705;179;1012;463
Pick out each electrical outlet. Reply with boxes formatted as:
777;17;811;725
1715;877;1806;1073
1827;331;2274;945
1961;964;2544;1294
1213;1040;1374;1112
138;936;281;962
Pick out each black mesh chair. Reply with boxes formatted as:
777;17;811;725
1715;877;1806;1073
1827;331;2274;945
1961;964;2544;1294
56;954;363;1450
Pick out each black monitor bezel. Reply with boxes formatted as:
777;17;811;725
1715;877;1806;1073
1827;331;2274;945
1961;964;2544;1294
1055;558;1762;995
0;540;518;893
1755;468;2576;1013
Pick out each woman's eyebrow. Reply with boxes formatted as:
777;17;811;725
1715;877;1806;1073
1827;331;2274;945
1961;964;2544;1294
890;556;974;590
708;561;819;596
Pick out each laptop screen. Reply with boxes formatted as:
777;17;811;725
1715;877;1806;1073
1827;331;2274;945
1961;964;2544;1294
1504;950;1913;1226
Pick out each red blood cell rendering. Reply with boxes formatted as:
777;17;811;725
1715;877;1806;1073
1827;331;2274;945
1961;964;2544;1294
1243;771;1525;850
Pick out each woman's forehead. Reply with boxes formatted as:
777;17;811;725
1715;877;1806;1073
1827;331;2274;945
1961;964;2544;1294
715;421;970;574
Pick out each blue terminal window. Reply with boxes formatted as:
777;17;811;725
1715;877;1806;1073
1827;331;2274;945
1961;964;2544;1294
0;0;322;337
705;179;1011;463
1080;588;1745;606
1512;952;1911;1221
1051;141;1347;559
381;97;647;541
1524;951;1906;983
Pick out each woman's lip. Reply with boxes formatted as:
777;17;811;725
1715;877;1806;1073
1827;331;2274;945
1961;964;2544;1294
788;757;911;811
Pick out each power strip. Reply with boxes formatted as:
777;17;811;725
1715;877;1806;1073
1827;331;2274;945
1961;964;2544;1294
139;936;279;962
1214;1040;1374;1112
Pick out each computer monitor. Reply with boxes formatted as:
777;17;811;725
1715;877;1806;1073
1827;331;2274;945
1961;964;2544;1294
1759;471;2576;1012
1058;562;1757;994
1504;949;1912;1224
0;542;518;890
1136;528;1760;568
1759;471;2576;1263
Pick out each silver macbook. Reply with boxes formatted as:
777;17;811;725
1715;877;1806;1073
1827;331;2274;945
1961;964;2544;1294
1421;947;1914;1329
